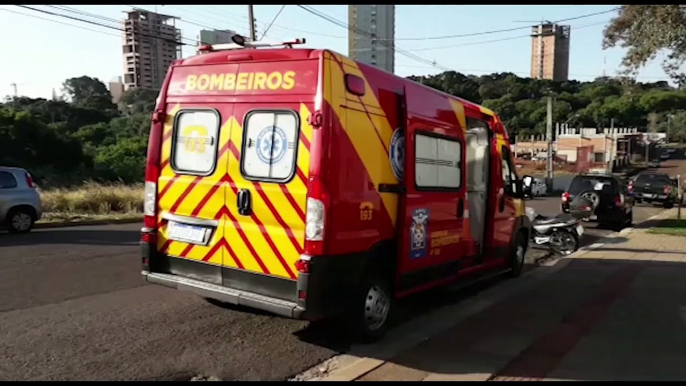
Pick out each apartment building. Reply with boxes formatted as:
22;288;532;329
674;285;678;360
348;5;395;73
122;9;182;91
530;23;570;81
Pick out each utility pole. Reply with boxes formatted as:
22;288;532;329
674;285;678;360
10;83;17;98
607;118;615;171
545;95;554;191
248;5;256;42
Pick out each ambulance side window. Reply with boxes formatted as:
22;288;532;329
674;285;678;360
171;109;220;175
241;110;299;182
414;132;462;190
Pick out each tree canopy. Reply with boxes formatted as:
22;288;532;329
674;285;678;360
408;71;686;138
2;76;158;186
603;5;686;85
3;70;686;188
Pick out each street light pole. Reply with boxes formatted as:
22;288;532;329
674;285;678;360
545;95;554;191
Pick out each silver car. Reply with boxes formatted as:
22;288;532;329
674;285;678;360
0;167;42;233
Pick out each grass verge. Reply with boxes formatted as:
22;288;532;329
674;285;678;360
647;218;686;237
37;181;143;226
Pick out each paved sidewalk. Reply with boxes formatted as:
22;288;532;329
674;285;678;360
357;210;686;381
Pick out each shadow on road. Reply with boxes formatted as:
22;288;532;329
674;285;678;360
0;229;139;247
346;256;686;381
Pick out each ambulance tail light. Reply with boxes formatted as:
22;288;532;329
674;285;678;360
304;176;328;256
144;180;157;228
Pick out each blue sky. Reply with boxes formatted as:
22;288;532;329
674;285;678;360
0;5;672;100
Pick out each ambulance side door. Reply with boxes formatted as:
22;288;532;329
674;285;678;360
396;121;467;294
487;135;519;261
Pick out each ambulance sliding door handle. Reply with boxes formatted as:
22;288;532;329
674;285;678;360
237;189;252;216
498;196;505;213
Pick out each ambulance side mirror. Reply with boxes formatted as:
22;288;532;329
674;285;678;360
521;175;534;200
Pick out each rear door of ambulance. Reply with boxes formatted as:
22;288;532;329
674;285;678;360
158;55;318;299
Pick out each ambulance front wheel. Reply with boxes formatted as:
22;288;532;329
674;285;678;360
507;231;528;278
349;271;393;343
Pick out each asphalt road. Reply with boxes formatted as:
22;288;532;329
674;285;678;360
1;154;684;381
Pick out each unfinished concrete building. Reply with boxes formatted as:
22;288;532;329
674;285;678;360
530;23;570;81
122;9;182;90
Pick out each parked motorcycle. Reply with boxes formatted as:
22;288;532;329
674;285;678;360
526;207;584;256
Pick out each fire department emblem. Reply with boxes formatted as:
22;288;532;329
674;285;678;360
409;208;429;259
256;126;288;164
389;128;405;182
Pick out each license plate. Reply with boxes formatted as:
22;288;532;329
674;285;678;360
168;221;209;244
643;193;656;198
576;224;584;236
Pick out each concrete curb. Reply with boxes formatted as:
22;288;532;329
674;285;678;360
35;217;142;229
298;212;665;382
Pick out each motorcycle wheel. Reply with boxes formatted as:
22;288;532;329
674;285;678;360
550;230;579;256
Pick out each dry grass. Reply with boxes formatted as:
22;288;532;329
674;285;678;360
39;181;144;215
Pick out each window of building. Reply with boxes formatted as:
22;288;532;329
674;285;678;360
241;110;300;182
171;110;220;175
594;152;605;162
415;132;462;189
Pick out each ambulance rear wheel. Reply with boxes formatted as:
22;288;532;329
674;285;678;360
350;272;393;343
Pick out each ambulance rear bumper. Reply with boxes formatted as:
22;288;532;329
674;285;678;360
143;271;306;319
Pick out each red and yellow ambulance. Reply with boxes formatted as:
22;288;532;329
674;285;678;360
141;38;532;341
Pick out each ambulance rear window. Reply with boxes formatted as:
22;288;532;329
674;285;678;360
241;110;299;182
171;109;220;175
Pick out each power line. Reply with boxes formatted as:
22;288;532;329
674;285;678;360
391;6;620;41
408;19;610;52
0;7;121;38
260;5;286;41
15;5;191;46
297;5;455;73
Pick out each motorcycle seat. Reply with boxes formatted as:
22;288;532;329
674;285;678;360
533;213;575;225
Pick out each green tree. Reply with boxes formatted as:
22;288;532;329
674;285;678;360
119;88;159;115
603;5;686;84
62;76;118;113
93;136;148;183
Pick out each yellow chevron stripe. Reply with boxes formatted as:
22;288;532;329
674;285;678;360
299;103;314;145
324;52;398;226
479;105;496;117
226;117;296;278
449;99;467;133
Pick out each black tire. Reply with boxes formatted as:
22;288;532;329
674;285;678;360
6;207;35;234
664;200;674;209
550;230;579;256
611;215;627;232
507;231;527;278
348;270;394;343
626;210;633;227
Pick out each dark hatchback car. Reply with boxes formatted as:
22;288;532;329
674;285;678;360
561;173;634;231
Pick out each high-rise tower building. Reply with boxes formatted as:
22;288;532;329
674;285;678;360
122;9;182;90
530;23;570;81
348;5;395;74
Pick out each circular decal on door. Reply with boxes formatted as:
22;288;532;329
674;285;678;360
389;128;405;182
256;126;288;164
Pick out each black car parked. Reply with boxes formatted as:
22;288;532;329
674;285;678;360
561;173;634;231
630;172;678;208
